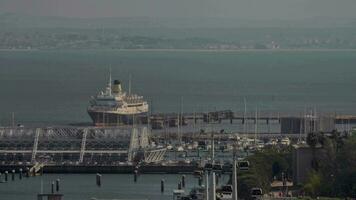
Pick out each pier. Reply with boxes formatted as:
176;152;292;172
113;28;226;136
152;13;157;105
149;110;355;127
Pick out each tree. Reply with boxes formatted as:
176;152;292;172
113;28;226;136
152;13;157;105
303;172;321;198
306;132;320;171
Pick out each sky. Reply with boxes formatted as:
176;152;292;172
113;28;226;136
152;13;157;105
1;0;356;20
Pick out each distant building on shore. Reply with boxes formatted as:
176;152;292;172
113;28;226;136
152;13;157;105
292;144;326;185
281;115;335;134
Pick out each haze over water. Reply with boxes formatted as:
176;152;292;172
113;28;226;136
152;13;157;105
0;49;356;125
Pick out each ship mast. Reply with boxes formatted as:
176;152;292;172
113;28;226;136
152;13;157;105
129;74;132;95
108;67;112;96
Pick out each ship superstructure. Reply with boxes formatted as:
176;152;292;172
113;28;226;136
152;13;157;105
88;75;149;126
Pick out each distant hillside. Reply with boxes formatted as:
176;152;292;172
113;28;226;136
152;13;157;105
1;12;356;29
1;13;356;50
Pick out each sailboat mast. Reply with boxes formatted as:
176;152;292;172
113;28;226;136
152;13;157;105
244;97;247;136
179;96;183;144
254;106;258;144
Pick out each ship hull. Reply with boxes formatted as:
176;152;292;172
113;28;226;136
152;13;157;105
88;110;148;126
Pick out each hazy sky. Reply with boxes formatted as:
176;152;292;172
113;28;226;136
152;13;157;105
1;0;356;20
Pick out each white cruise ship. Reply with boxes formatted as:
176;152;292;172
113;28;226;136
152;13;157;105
87;75;149;126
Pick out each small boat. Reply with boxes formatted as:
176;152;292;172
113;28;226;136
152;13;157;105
177;146;184;152
280;137;291;146
173;189;186;200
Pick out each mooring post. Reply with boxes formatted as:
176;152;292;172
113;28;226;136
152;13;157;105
26;167;30;178
19;168;23;180
5;171;8;182
51;181;55;194
96;173;102;187
161;179;165;193
198;176;203;186
56;179;60;192
134;170;138;183
181;175;186;188
11;169;15;181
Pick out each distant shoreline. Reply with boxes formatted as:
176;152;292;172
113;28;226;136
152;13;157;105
1;48;356;52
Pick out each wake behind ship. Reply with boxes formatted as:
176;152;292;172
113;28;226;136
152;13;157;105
88;76;149;126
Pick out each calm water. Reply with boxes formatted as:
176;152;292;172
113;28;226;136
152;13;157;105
0;173;220;200
0;50;356;125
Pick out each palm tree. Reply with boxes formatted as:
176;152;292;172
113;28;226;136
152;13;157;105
307;132;319;171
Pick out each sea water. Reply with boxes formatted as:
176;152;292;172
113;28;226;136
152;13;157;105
0;50;356;125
